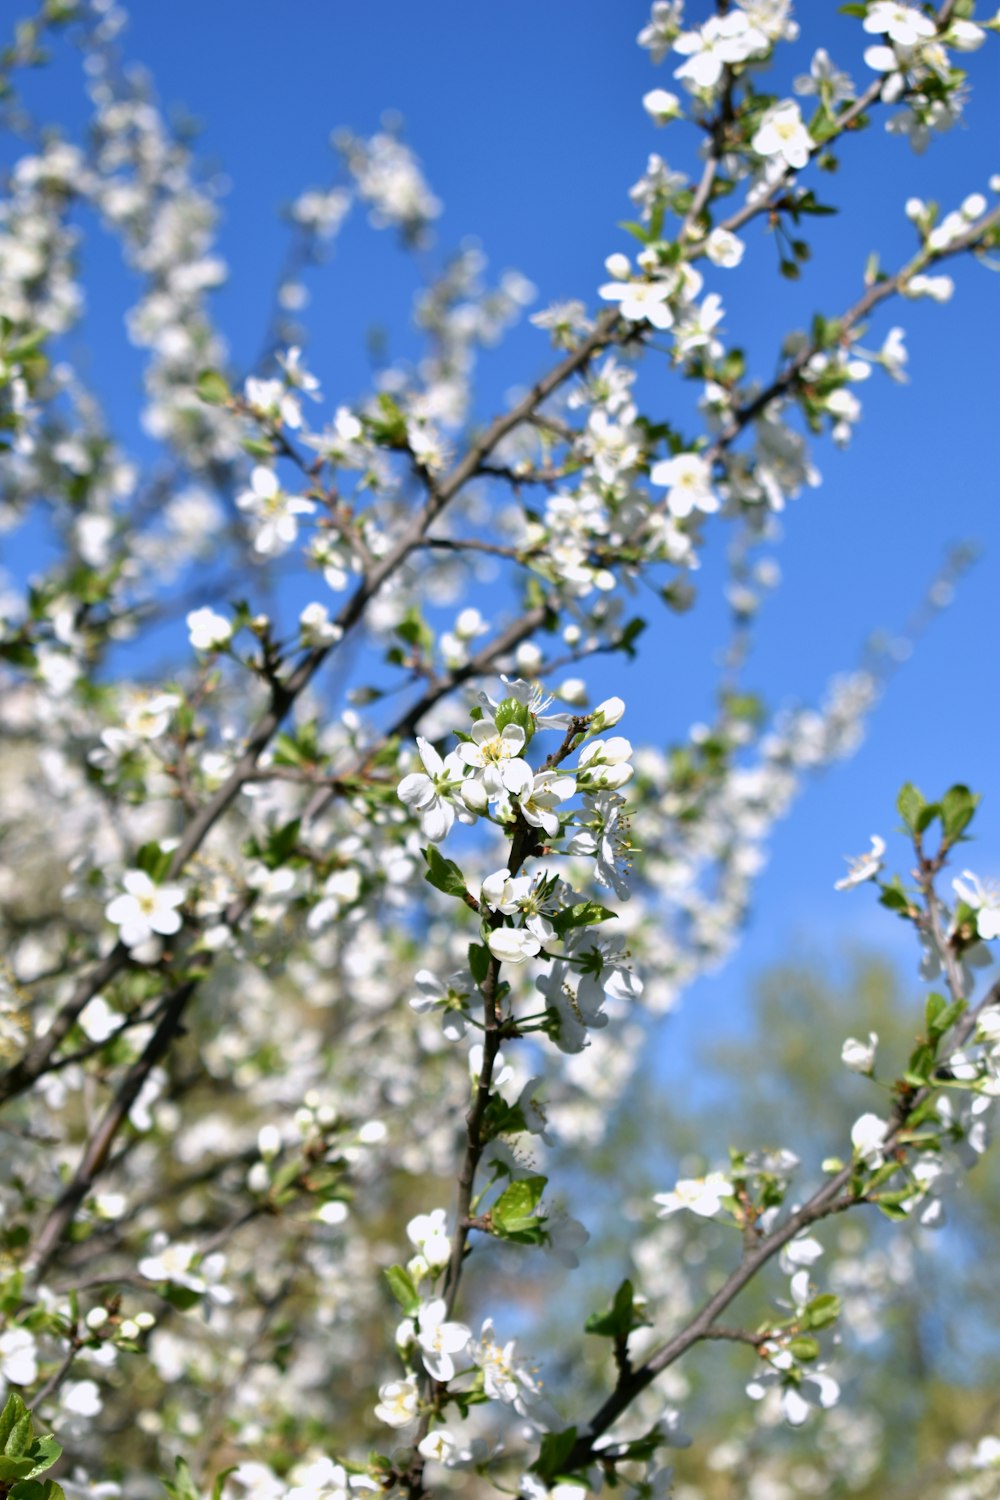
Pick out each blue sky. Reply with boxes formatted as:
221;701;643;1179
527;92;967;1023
11;1;1000;1049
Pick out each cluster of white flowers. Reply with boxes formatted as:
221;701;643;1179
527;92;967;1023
0;1;996;1494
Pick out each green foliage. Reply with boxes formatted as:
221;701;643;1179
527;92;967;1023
491;1175;547;1238
194;369;231;406
161;1456;236;1500
0;1394;63;1495
384;1264;421;1316
585;1278;650;1340
423;845;469;901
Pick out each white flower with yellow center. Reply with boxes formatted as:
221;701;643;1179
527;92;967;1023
374;1376;419;1429
649;451;719;519
105;870;185;950
416;1298;471;1382
458;717;533;800
654;1171;733;1219
236;465;316;556
752;101;814;170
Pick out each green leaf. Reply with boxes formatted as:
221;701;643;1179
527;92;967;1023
494;696;534;743
878;877;912;914
926;992;965;1039
384;1264;421;1316
0;1457;37;1482
585;1278;649;1339
468;942;490;986
905;1043;936;1086
617;220;652;244
160;1457;202;1500
4;1408;32;1459
492;1175;547;1235
263;818;302;869
788;1335;820;1362
896;782;925;832
915;803;940;834
0;1395;28;1453
941;783;979;842
804;1293;841;1330
423;845;469;901
367;392;408;448
211;1469;238;1500
195;369;231;406
874;1190;912;1221
618;616;647;659
551;902;617;936
532;1428;579;1484
20;1435;61;1479
135;841;174;883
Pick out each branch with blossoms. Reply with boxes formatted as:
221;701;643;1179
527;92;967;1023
0;2;999;1496
363;772;1000;1494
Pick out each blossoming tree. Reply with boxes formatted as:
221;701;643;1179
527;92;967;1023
0;2;999;1497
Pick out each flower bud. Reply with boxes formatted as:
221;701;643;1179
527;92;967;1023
461;778;489;814
591;696;625;731
841;1032;878;1075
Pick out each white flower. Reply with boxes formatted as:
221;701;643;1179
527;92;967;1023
374;1376;419;1428
947;19;986;51
577;735;634;790
397;736;466;842
654;1171;733;1218
649;451;718;519
60;1379;102;1418
470;1320;557;1429
863;2;937;47
123;693;180;741
275;344;320;395
79;995;120;1043
598;278;675;329
487;927;542;965
299;601;343;646
903;273;954;303
518;770;576;838
851;1112;890;1166
673;12;769;92
834;835;885;890
418;1429;458;1464
841;1032;879;1074
637;1;684;63
953;871;1000;941
543;1207;590;1268
747;1351;841;1426
457;717;533;800
244;375;303;430
591;696;625;730
105;871;185;950
186;606;232;650
643;88;682;123
0;1328;37;1386
879;326;908;382
407;1209;452;1269
752;101;814;171
235;466;316;556
794;48;855;105
567;791;634;900
704;227;745;268
416;1299;471;1382
139;1238;216;1293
